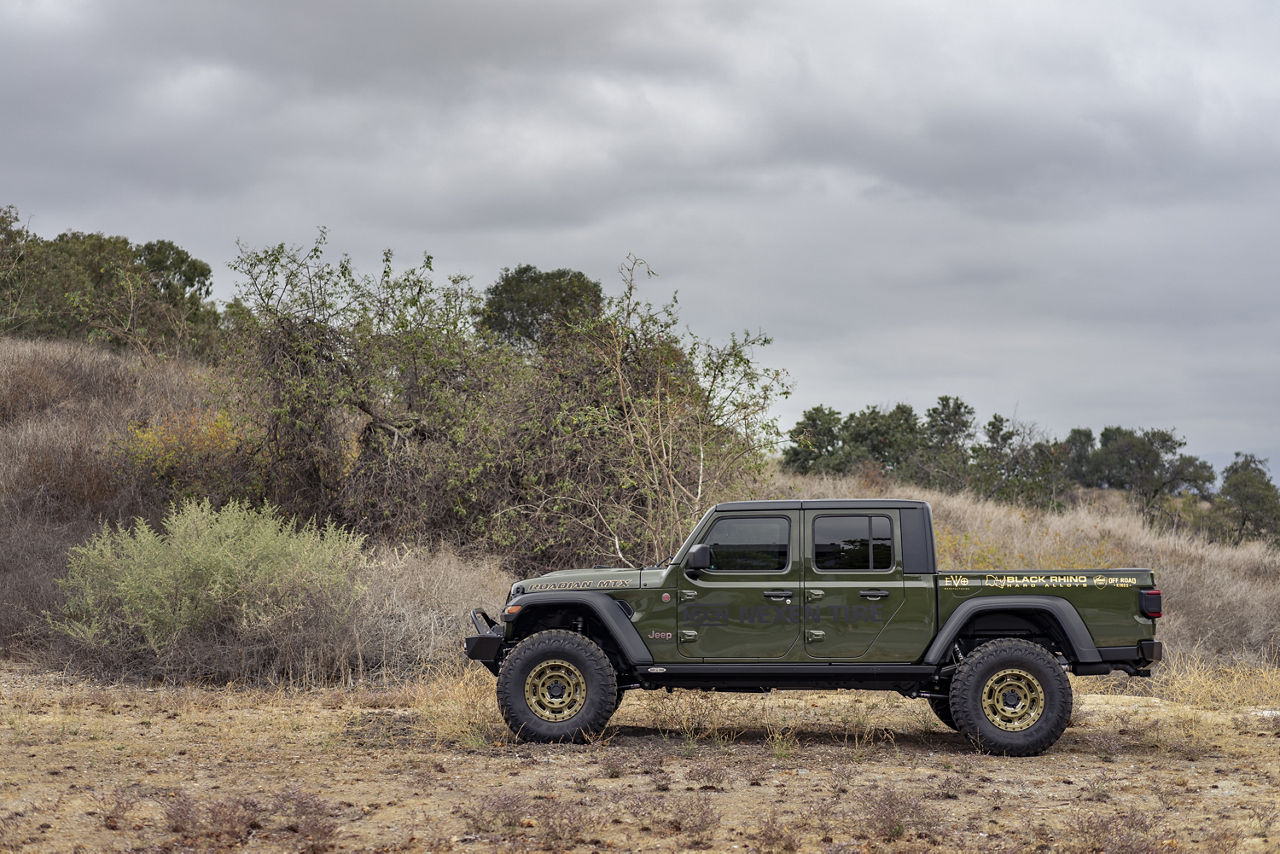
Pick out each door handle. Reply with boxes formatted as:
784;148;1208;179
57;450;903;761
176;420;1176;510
763;589;794;602
859;589;890;600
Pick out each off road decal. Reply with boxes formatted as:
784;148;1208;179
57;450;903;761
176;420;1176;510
1093;575;1139;588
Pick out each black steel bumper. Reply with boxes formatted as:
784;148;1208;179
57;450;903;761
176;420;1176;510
463;609;504;675
1078;640;1163;676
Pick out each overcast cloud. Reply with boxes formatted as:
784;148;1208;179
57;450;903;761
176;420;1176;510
4;0;1279;473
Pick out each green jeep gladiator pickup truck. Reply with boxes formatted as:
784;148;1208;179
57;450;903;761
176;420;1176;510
465;499;1162;755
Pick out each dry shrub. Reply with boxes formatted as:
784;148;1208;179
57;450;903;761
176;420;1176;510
354;543;512;673
52;499;367;682
1067;809;1165;854
159;787;337;849
403;660;508;745
858;785;936;843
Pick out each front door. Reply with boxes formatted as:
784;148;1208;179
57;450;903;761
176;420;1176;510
677;511;801;660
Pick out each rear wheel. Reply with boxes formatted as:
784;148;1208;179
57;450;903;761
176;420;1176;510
927;694;958;731
949;638;1072;756
497;630;619;742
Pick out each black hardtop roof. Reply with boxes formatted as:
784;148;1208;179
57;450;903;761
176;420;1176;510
713;499;931;512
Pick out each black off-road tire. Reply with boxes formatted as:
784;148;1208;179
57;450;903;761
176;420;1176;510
949;638;1072;756
496;630;619;743
927;694;958;731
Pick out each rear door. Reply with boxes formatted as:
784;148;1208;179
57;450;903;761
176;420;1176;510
802;509;909;660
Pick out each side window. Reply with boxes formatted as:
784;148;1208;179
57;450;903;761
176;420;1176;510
701;516;790;572
813;515;894;571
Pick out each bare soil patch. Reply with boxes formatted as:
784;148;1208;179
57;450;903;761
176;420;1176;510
2;662;1278;852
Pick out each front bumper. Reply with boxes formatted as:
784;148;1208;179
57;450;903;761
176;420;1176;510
463;609;504;675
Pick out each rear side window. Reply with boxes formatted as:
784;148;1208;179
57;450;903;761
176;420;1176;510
813;515;893;571
702;516;790;572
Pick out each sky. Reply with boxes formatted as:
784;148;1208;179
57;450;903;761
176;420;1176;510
4;0;1279;474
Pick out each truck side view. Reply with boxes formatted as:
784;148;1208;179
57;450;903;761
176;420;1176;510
465;499;1162;755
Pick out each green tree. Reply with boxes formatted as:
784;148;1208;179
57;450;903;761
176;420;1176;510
0;205;219;356
477;263;603;350
1089;427;1214;518
969;415;1070;507
230;236;788;573
1215;453;1280;544
842;403;923;475
781;405;845;474
1063;427;1096;486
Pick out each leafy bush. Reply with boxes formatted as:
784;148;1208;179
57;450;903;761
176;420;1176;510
51;499;367;681
228;235;788;574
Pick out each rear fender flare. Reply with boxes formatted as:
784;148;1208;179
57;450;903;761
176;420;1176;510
924;596;1100;665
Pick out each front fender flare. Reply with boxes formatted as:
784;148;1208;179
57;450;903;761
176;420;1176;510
502;591;654;667
923;596;1101;665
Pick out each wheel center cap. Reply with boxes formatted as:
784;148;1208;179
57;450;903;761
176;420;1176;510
1002;690;1021;708
548;682;565;700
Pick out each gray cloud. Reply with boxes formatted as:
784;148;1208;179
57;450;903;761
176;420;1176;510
4;0;1280;474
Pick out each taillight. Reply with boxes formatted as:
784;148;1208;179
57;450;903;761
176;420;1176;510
1140;588;1162;619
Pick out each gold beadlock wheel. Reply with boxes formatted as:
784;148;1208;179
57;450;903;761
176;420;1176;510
980;667;1045;732
949;638;1073;756
524;658;587;722
497;629;620;742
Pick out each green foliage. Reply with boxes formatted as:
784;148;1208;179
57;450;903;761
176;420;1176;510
51;499;366;680
1085;427;1215;518
0;204;219;357
492;256;790;567
783;399;1207;515
477;263;603;350
968;414;1072;507
781;405;845;474
1215;453;1280;544
228;236;788;574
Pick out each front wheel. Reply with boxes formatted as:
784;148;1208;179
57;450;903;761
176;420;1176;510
496;630;619;742
949;638;1072;756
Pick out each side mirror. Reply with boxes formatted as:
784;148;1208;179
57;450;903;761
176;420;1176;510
686;543;711;578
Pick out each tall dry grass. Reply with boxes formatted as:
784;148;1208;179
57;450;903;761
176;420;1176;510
355;543;512;677
774;471;1280;664
0;338;209;646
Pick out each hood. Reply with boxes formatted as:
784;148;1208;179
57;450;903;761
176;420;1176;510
511;565;641;597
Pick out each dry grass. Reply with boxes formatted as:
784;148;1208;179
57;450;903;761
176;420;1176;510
3;661;1277;852
0;338;202;646
0;337;515;679
1081;648;1280;709
355;544;512;677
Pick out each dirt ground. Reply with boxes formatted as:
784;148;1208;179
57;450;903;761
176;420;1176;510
2;661;1278;852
